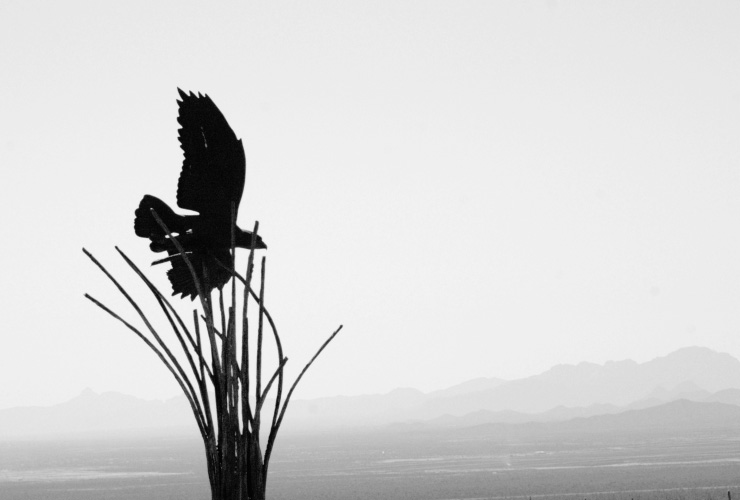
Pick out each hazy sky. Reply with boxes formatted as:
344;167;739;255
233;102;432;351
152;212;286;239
1;0;739;409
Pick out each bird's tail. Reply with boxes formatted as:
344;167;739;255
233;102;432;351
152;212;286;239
134;195;187;252
166;251;233;300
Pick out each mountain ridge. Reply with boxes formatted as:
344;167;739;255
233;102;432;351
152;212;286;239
281;345;740;428
2;346;739;439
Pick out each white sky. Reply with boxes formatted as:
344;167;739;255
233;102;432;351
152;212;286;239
1;0;739;409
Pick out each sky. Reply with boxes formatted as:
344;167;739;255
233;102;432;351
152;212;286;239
1;0;740;409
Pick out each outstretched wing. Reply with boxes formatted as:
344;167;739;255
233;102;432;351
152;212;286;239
175;89;246;217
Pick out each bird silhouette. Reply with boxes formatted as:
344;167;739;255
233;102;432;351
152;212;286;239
134;89;266;299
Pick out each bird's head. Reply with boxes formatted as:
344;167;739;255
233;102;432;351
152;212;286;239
235;228;267;250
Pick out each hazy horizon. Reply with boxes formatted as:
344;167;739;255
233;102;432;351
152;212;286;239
2;1;740;410
2;343;732;409
0;344;732;410
3;344;740;499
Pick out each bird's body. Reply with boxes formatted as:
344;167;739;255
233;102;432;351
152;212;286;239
134;89;266;299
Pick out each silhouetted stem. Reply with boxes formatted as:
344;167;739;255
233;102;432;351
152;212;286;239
194;309;215;436
82;249;208;440
149;209;222;378
200;316;226;341
84;293;208;437
264;324;343;476
85;215;342;500
255;257;266;436
82;249;206;431
116;247;214;383
215;257;287;440
256;357;288;415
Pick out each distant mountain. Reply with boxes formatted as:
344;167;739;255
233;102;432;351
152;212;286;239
277;379;506;431
3;347;740;439
421;396;740;432
705;388;740;405
427;377;508;398
643;380;710;401
405;346;740;418
441;399;740;440
0;389;195;440
566;399;740;433
281;346;740;430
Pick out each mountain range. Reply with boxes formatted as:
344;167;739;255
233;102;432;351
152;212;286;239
2;346;740;439
281;346;740;430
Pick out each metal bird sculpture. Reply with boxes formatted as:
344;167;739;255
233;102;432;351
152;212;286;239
134;89;266;299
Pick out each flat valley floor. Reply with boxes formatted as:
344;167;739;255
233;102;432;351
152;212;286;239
1;427;739;500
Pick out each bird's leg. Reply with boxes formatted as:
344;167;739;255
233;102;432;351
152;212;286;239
152;251;193;266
